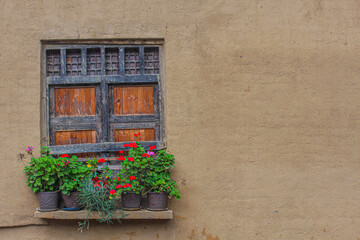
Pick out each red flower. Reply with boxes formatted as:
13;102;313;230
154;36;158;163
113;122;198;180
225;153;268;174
60;154;69;158
98;158;105;163
124;144;128;147
116;184;123;189
142;153;146;158
127;157;134;162
149;145;156;151
109;190;116;195
117;156;125;161
74;179;76;181
146;154;150;158
138;133;141;136
134;133;137;137
130;176;136;181
119;150;124;154
128;184;132;188
117;177;121;181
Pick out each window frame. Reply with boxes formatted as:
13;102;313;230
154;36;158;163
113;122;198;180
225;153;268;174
41;41;165;156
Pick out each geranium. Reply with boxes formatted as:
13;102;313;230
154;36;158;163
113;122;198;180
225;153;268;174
127;157;134;162
60;154;69;158
119;150;124;154
134;133;137;137
117;177;121;181
117;156;125;161
149;145;156;151
98;158;105;163
146;151;155;156
130;175;136;181
116;184;123;189
109;189;116;195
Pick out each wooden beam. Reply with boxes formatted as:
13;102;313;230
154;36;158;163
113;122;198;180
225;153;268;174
48;141;166;154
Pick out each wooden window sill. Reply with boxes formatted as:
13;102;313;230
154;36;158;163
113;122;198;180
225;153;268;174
34;209;173;220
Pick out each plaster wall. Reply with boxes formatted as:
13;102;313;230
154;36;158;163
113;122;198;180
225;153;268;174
0;0;360;239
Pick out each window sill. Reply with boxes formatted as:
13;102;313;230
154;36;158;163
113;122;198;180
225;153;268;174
34;209;173;220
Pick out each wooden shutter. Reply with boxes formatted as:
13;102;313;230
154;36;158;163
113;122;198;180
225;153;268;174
109;84;160;143
49;86;101;157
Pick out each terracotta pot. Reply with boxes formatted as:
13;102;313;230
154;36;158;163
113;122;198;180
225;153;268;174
122;192;141;210
147;192;168;210
38;192;58;210
61;192;81;209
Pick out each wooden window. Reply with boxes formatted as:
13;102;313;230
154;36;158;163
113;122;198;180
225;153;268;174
43;45;164;158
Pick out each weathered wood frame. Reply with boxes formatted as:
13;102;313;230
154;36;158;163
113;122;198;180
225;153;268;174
41;42;165;155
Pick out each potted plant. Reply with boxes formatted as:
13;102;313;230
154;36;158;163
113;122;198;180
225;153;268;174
115;141;150;210
22;146;60;211
143;148;181;210
57;155;93;210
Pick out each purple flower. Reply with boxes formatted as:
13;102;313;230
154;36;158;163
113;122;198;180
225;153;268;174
146;151;155;156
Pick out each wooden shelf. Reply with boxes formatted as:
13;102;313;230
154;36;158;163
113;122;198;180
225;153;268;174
34;209;173;220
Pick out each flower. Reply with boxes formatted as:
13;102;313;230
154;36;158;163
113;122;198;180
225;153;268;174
149;145;156;151
87;164;91;168
142;153;146;158
128;184;132;188
74;179;76;181
130;176;136;181
117;177;121;181
127;157;134;162
134;133;137;137
109;190;116;195
116;184;123;189
124;143;128;147
98;158;105;163
119;150;124;154
138;133;141;136
60;154;69;158
127;142;137;148
147;151;155;156
117;156;125;161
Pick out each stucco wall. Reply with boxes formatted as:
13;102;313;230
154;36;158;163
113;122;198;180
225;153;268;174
1;0;360;239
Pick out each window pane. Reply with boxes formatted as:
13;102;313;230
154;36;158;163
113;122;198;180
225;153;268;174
66;49;82;76
46;50;61;76
144;47;160;74
105;48;119;75
124;48;140;75
87;48;101;76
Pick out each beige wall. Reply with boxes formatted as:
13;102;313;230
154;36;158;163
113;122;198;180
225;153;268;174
1;0;360;239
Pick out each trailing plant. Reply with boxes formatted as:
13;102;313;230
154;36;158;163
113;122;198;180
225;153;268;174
22;146;60;193
78;173;122;232
57;155;92;195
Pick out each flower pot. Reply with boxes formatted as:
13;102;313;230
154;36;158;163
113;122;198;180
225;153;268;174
38;192;59;211
61;192;81;209
122;192;141;210
147;192;168;210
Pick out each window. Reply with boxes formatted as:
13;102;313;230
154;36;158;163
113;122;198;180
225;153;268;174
42;42;164;158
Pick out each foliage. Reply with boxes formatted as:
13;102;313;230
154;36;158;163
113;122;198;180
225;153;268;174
57;155;93;195
78;176;122;232
143;149;181;199
114;142;151;195
23;146;59;193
